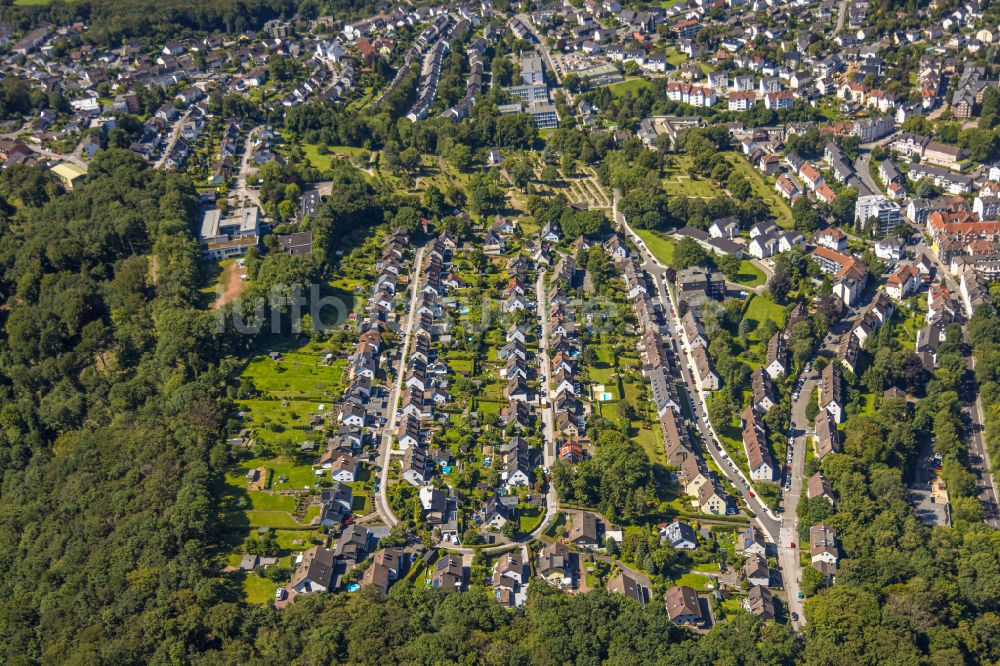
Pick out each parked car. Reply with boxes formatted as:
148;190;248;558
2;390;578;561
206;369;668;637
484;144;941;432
275;588;287;601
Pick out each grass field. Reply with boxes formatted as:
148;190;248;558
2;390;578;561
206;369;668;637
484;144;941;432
691;562;721;573
734;261;766;287
247;510;310;529
744;294;786;331
664;48;688;68
662;155;719;198
672;572;715;592
520;506;544;533
242;572;279;604
228;455;324;490
301;144;367;171
724;153;794;228
637;230;675;266
241;352;347;401
248;491;297;512
633;423;665;467
609;78;654;98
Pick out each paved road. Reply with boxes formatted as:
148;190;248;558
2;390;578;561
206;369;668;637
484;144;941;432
515;13;562;85
233;125;265;208
536;271;558;476
154;110;192;170
24;139;88;170
967;355;1000;528
780;338;840;628
854;152;881;197
750;258;774;284
374;245;427;527
533;269;560;534
834;0;849;34
613;191;781;540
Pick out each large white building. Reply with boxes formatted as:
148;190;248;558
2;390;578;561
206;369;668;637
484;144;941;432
199;207;261;259
855;195;901;236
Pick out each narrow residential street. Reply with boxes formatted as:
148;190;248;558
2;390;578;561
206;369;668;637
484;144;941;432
967;355;1000;528
153;109;192;170
515;13;562;84
233;124;265;208
834;0;849;34
535;271;559;481
374;245;427;527
781;364;816;628
613;191;781;540
854;152;881;197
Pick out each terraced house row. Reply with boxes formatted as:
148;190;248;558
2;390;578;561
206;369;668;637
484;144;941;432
615;246;731;517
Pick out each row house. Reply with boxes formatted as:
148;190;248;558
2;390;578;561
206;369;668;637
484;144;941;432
740;405;776;482
666;81;717;108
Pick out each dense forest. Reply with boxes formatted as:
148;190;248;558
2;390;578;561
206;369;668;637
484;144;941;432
0;0;384;47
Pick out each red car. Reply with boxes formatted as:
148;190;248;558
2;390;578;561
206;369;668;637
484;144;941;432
749;491;755;498
790;542;796;548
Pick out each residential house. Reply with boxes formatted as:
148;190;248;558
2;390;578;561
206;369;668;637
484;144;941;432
698;479;727;515
765;333;788;379
289;546;337;595
607;571;651;605
814;410;841;458
744;584;775;620
743;552;770;587
665;585;704;625
819;363;844;423
568;512;602;548
537;542;573;587
432;554;465;590
807;472;835;505
361;548;404;595
735;525;767;556
660;520;698;549
810;524;839;575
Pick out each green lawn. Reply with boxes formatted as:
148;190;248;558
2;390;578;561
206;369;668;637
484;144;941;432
637;230;675;266
672;572;714;592
227;456;319;491
248;491;297;512
247;510;310;529
633;424;665;467
724;153;794;228
855;393;877;417
720;597;745;617
691;562;720;573
274;529;318;550
744;294;786;331
520;507;544;533
242;572;278;604
734;261;766;287
240;352;347;401
662;163;719;198
609;78;654;98
664;48;688;67
301;144;366;171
